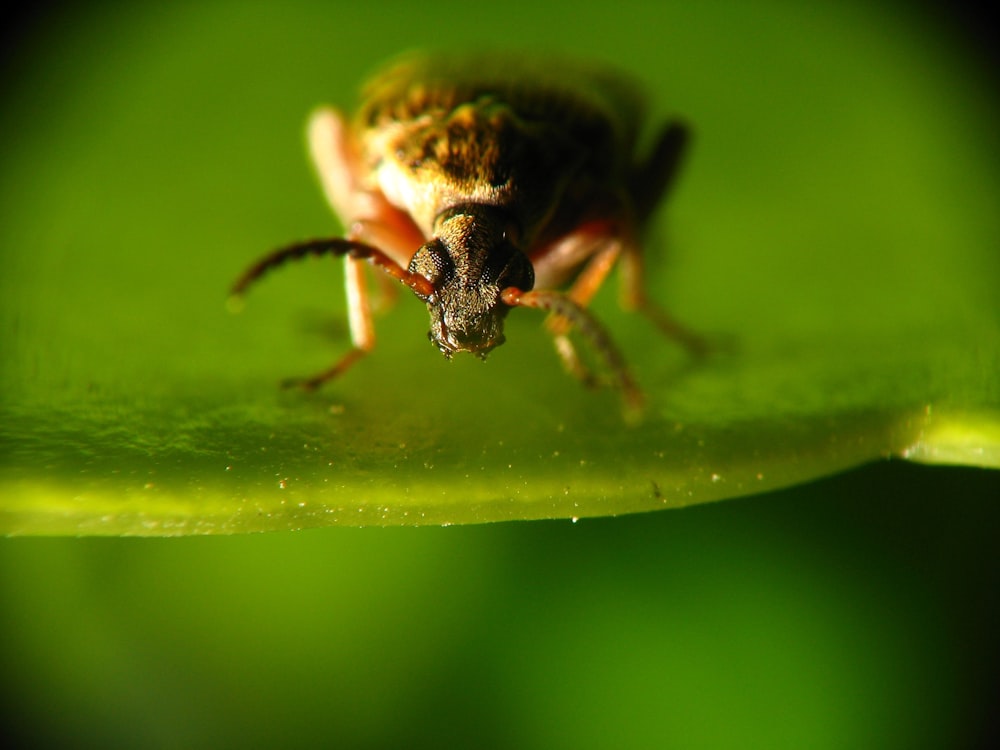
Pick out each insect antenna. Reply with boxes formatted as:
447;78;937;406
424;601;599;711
501;287;644;414
229;238;434;301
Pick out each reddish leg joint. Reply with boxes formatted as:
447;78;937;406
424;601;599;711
502;287;643;413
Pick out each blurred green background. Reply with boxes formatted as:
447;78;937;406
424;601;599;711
1;465;997;747
2;0;998;746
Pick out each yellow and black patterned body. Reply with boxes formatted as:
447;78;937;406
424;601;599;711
233;52;694;409
355;54;653;251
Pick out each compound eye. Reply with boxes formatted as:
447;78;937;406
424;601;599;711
502;221;522;247
407;239;454;295
500;250;534;293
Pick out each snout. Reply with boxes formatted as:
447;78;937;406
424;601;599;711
431;326;506;359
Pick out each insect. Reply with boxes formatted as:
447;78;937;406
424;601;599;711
231;52;703;412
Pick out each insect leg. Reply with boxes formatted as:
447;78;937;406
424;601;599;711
308;107;426;262
543;240;621;389
618;246;708;356
545;238;621;337
283;255;372;390
501;287;643;413
532;221;628;391
234;112;430;390
230;238;433;389
307;107;366;221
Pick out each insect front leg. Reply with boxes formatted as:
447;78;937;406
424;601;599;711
266;108;426;389
308;107;426;255
274;239;433;390
308;107;368;222
280;255;374;390
533;222;625;387
547;242;621;387
501;286;643;415
230;237;433;389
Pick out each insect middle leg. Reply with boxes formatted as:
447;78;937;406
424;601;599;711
618;246;708;357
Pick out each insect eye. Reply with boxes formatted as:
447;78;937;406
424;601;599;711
493;247;534;293
407;239;453;293
502;222;521;246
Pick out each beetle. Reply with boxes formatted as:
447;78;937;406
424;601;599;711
231;52;703;411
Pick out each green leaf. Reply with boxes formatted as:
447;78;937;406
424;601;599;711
1;3;997;535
